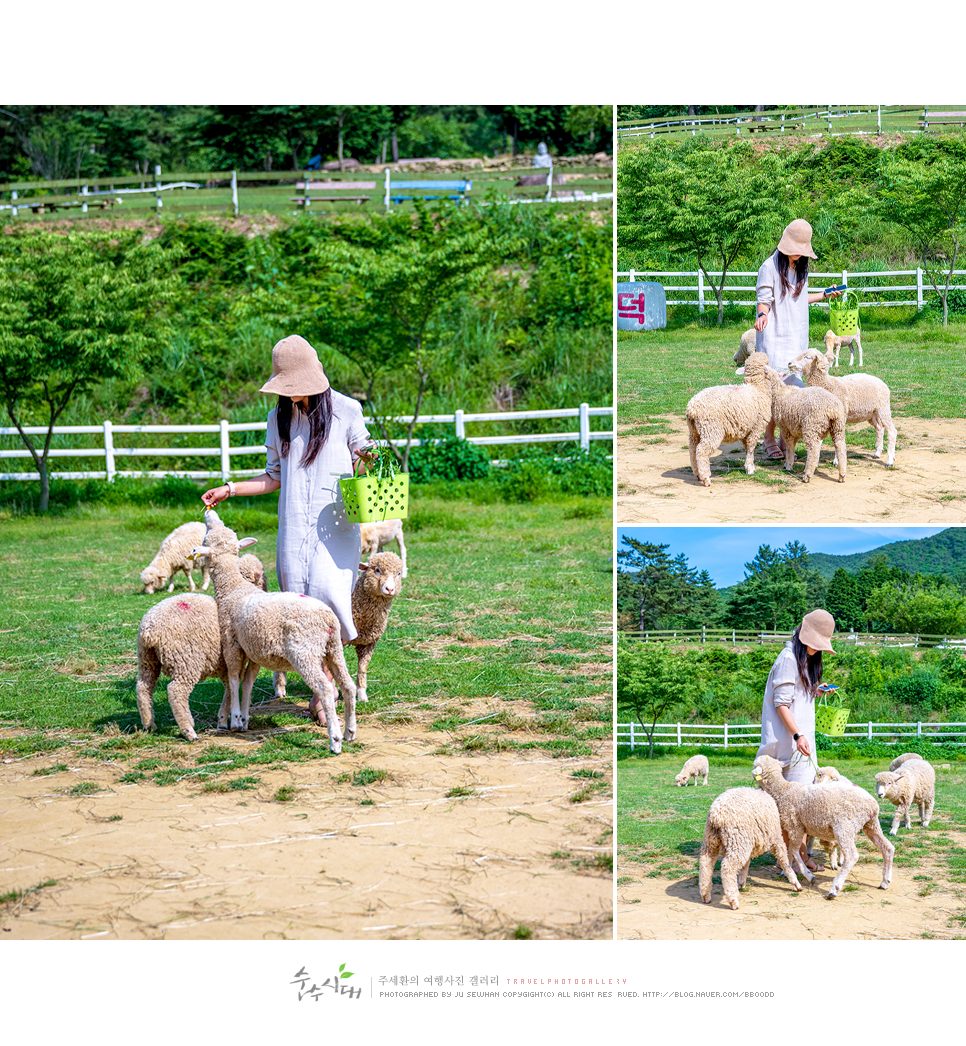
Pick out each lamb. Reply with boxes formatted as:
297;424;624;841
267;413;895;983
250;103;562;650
889;752;923;772
788;348;896;466
752;754;894;899
733;327;757;366
359;518;407;578
875;759;936;835
194;509;358;754
674;754;709;787
685;351;772;487
348;551;404;703
824;328;863;368
764;362;847;483
140;522;210;593
698;787;802;909
135;553;271;741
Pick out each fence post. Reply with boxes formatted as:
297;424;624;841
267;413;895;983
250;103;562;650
383;169;391;211
697;270;705;314
702;626;706;644
155;165;162;212
629;721;635;753
724;722;728;749
220;420;231;480
81;184;89;214
629;269;636;283
11;189;17;217
676;723;681;746
103;420;116;482
231;170;239;217
545;163;553;202
917;267;923;310
868;722;873;741
579;402;590;452
454;409;465;440
877;105;881;132
732;629;735;646
917;721;922;739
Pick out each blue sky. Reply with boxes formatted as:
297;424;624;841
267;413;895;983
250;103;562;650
616;527;950;589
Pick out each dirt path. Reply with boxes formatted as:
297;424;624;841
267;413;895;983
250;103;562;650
617;827;966;940
0;724;612;941
616;416;966;525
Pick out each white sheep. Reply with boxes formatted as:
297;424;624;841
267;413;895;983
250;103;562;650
764;362;847;483
698;786;802;909
733;327;757;366
824;328;863;368
135;553;271;741
788;348;896;466
674;754;709;787
889;752;923;772
359;518;407;578
875;760;936;835
810;766;856;869
140;521;210;593
685;351;772;487
752;754;894;899
349;551;404;703
194;509;358;754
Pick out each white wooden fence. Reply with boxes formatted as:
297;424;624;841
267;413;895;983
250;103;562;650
0;404;613;482
616;720;966;750
622;629;966;650
615;268;966;313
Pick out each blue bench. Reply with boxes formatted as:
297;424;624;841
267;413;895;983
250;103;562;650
382;173;472;209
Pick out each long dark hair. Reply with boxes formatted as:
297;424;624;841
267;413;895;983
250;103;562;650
792;625;823;696
776;250;809;300
276;389;333;468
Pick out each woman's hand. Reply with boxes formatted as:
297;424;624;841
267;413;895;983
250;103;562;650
796;734;811;757
201;485;229;508
754;308;769;332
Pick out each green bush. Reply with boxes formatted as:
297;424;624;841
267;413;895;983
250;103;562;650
885;670;942;713
406;437;491;483
496;446;612;502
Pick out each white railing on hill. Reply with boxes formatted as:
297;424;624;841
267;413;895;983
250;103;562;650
621;629;966;649
0;404;613;482
616;720;966;751
615;268;966;312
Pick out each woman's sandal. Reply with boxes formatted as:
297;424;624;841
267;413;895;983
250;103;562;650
763;437;787;461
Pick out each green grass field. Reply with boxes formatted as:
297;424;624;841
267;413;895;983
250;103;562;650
0;489;612;787
617;750;966;936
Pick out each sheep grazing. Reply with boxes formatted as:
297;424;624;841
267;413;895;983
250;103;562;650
764;363;847;483
788;348;896;466
733;327;757;366
889;752;923;772
674;753;709;787
194;509;358;754
141;521;210;594
359;518;407;578
685;351;772;487
349;551;403;703
752;754;894;899
698;787;802;909
135;553;271;741
824;328;863;369
875;760;936;835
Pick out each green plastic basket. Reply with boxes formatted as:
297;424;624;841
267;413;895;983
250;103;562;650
340;474;409;523
829;291;859;336
815;705;850;736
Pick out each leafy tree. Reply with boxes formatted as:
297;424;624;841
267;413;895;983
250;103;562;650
617;537;723;632
618;139;792;323
727;541;825;632
879;137;966;326
866;581;966;636
0;230;177;511
825;568;863;632
617;637;703;757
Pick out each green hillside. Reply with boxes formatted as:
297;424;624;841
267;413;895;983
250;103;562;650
808;529;966;581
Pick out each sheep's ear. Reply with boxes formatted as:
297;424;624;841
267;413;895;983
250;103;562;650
358;561;369;571
192;545;212;558
239;537;258;549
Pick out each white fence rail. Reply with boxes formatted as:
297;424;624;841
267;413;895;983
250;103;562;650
616;721;966;751
0;404;613;482
622;629;966;650
615;268;966;313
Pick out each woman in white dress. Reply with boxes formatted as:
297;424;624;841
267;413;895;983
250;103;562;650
754;219;842;459
202;335;371;723
756;608;837;870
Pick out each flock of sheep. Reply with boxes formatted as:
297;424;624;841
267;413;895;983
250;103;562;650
676;751;937;910
685;329;897;487
135;513;406;753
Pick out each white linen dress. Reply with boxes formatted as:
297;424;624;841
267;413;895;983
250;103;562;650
264;392;371;644
756;641;817;784
755;250;809;388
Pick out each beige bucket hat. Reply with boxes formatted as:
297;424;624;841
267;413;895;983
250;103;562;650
776;218;817;259
259;336;330;397
799;608;836;652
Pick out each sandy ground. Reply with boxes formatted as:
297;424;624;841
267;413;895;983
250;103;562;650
617;825;966;940
616;416;966;525
0;719;612;941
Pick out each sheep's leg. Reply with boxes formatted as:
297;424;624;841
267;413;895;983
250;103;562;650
902;801;912;830
786;828;815;884
830;421;847;482
884;415;897;466
201;563;211;591
738;857;751;891
888;805;903;835
224;674;241;730
720;854;743;910
217;681;230;729
862;819;894;890
870;418;886;460
741;436;756;476
826;833;859;899
687;422;701;483
326;631;358;742
354;643;375;704
135;652;161;732
306;674;343;754
273;671;287;700
166;678;199;742
396;530;407;578
237;660;258;731
185;566;196;593
923;795;934;828
770;841;802;892
698;834;719;904
800;438;820;483
783;436;797;474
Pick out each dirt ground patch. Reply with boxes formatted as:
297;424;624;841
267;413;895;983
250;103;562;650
616;416;966;524
616;826;966;940
0;722;612;941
